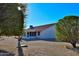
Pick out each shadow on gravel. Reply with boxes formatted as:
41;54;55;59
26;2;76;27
17;41;24;56
66;46;79;54
22;38;56;42
0;50;15;56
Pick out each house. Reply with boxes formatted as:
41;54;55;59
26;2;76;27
23;23;56;41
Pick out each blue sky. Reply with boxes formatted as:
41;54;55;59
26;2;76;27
25;3;79;28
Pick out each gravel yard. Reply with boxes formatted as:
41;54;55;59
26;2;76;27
0;36;28;56
26;40;79;56
0;36;79;56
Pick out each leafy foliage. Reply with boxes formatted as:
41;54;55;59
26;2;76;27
56;16;79;47
0;3;26;36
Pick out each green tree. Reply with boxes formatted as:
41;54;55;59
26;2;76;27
56;16;79;48
0;3;26;36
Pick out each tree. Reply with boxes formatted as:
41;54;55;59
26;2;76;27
0;4;27;56
0;3;26;36
56;16;79;48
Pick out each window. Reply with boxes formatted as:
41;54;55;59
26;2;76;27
30;32;32;36
38;32;40;36
33;32;36;36
27;32;36;37
27;32;29;37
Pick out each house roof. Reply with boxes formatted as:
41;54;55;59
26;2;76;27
26;23;56;32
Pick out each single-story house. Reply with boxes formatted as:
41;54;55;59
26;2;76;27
23;23;56;41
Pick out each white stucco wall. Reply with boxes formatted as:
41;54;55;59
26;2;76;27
37;25;56;39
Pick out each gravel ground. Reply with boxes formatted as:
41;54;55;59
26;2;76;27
25;40;79;56
0;36;28;56
0;37;79;56
0;36;17;56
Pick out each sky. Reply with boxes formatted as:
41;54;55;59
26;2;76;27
25;3;79;28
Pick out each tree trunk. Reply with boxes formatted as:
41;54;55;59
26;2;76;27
71;41;76;48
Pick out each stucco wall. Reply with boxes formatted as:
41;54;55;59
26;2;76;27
37;25;56;39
